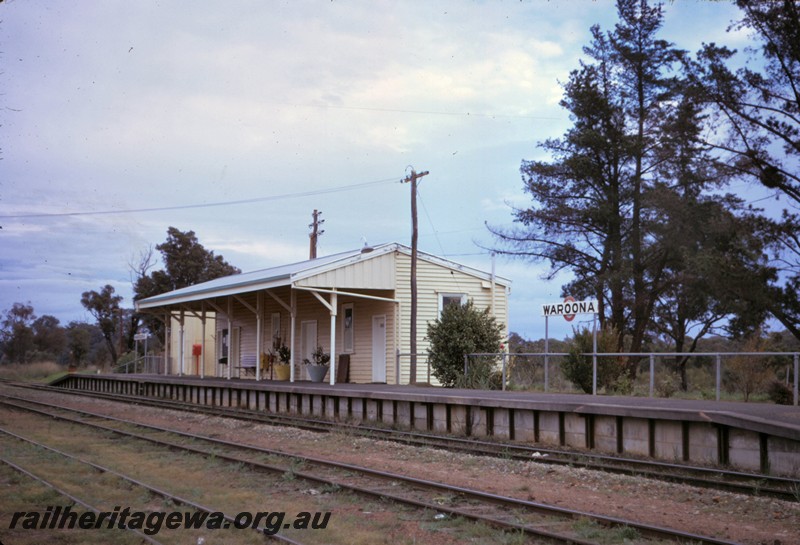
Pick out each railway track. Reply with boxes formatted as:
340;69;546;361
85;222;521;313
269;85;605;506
12;379;798;502
0;455;166;545
0;389;745;545
0;431;305;545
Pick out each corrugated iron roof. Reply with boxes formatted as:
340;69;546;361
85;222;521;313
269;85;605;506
135;242;510;309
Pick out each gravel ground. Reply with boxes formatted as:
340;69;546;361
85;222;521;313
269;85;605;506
3;384;798;545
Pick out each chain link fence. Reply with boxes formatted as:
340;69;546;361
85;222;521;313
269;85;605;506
465;351;799;405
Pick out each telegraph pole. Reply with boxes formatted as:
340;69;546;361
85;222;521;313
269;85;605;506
309;209;324;259
401;168;429;384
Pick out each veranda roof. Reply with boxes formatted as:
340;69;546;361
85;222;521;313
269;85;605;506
135;242;510;310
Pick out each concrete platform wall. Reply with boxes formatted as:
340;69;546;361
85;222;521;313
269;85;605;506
56;375;799;477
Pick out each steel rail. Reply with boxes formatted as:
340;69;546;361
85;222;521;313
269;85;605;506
0;393;742;545
0;455;166;545
0;400;597;545
0;426;305;545
383;429;800;501
13;380;797;501
0;395;604;545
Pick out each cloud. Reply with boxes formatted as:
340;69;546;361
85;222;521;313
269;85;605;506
207;238;310;270
0;0;752;340
481;191;532;214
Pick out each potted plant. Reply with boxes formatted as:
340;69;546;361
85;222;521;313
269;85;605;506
304;345;330;382
272;339;292;381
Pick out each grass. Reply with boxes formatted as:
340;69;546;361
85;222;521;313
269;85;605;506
0;406;552;545
0;361;104;383
419;513;531;545
0;361;66;382
572;517;645;544
0;464;144;545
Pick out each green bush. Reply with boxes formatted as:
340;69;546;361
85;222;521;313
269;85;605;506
427;300;503;388
455;357;504;389
562;327;625;394
767;380;793;405
655;372;681;398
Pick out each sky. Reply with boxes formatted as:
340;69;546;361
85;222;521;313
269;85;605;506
0;0;760;341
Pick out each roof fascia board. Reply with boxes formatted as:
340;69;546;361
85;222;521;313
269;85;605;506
136;276;291;310
135;242;509;311
392;245;512;286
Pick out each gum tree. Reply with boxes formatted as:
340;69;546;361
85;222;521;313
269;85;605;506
81;285;123;367
692;0;800;341
133;227;241;342
490;0;694;376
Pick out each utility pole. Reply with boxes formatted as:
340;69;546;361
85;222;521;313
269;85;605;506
309;209;324;259
401;168;429;384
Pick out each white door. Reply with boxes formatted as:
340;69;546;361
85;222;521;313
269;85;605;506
372;315;387;383
300;321;317;380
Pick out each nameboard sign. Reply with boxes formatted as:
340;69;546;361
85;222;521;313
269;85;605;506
541;297;598;322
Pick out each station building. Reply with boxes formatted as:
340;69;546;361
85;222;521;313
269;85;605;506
135;242;511;385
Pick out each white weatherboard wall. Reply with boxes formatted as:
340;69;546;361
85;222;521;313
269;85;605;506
295;251;398;383
394;251;509;385
212;287;396;383
168;314;217;376
162;245;509;385
295;251;396;290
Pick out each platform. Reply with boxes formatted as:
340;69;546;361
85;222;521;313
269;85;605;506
51;373;800;477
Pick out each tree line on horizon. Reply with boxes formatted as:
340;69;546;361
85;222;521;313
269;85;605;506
0;227;238;369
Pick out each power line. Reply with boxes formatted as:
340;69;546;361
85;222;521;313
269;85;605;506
418;189;463;296
417;188;448;257
747;190;782;205
442;252;489;257
282;101;564;121
0;177;399;220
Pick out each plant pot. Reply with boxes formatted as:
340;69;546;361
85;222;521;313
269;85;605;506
273;364;291;381
306;364;329;383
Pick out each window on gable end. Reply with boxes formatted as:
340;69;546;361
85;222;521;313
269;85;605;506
438;293;466;315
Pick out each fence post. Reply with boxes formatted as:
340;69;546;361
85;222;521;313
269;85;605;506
715;354;721;402
544;315;549;392
649;354;655;397
592;313;598;396
502;352;507;391
427;356;431;385
544;356;549;392
794;353;798;406
464;354;468;377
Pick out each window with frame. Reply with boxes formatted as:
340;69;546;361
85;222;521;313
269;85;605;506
342;303;354;353
270;312;281;346
439;293;467;314
217;328;229;362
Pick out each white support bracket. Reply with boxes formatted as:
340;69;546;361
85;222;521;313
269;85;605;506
233;294;257;316
266;289;292;314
